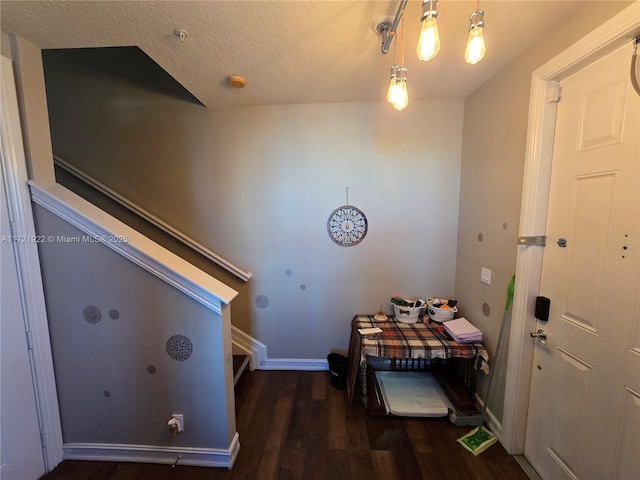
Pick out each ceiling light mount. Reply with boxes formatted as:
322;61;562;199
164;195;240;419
174;29;188;43
378;0;408;54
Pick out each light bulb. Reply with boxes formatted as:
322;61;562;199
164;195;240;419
417;0;440;61
390;67;408;111
465;10;485;64
392;80;408;111
387;65;399;104
417;17;440;61
388;81;406;110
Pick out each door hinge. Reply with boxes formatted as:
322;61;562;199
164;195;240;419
26;330;34;350
546;81;561;103
517;235;547;246
40;429;47;448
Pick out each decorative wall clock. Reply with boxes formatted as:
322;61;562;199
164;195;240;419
327;188;368;246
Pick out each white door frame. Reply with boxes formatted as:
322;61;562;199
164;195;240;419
501;3;640;455
1;55;64;470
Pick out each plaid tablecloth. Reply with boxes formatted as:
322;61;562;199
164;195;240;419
347;315;489;406
356;315;486;361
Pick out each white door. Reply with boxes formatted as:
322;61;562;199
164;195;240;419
524;43;640;479
0;100;47;480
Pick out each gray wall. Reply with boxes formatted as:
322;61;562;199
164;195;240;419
33;205;235;448
455;1;632;423
43;51;465;360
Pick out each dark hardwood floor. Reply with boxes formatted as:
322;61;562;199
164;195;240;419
42;370;529;480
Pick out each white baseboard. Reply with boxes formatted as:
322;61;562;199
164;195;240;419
262;358;329;371
231;326;330;371
63;432;240;469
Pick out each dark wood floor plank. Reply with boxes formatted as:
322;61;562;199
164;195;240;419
276;446;305;480
236;372;281;448
403;417;434;454
388;428;425;480
286;375;327;449
311;371;327;400
346;449;376;479
41;370;530;480
255;448;281;480
301;445;328;480
371;450;401;480
365;414;406;451
107;463;171;480
278;370;300;397
344;398;371;453
38;460;107;480
327;387;348;449
325;448;352;479
233;368;268;440
266;396;294;448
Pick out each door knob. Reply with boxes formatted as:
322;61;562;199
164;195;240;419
530;329;547;344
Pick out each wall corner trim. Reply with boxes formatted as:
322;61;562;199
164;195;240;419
29;181;239;313
231;325;267;370
63;433;241;469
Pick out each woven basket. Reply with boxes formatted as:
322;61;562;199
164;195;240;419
393;303;425;324
426;298;457;322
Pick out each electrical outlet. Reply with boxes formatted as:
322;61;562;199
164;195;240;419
481;267;492;285
172;414;184;432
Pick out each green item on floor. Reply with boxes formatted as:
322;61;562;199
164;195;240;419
457;425;498;455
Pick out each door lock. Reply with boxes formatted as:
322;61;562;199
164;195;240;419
530;329;547;344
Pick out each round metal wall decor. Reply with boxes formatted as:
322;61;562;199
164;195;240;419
327;205;368;246
166;334;193;361
83;305;102;324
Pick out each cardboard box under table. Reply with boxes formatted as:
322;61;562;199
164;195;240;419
347;315;488;423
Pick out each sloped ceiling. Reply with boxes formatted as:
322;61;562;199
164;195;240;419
0;1;618;106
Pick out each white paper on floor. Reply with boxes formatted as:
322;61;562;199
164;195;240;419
375;371;451;417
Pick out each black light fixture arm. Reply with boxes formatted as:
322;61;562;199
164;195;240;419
378;0;408;54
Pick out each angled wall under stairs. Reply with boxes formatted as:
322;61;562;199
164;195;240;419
30;182;241;468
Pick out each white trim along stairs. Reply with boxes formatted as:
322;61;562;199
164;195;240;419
53;155;252;282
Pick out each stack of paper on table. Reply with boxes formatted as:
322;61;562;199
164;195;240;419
444;317;483;343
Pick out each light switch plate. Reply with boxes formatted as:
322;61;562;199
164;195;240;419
481;267;492;285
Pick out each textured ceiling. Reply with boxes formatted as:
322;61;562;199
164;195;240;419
0;1;611;107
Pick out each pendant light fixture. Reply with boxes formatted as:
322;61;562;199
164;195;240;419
376;0;487;109
416;0;440;61
387;15;408;110
391;66;409;110
465;6;486;64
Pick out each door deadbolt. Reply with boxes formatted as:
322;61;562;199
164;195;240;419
530;329;547;344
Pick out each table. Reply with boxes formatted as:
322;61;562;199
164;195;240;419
347;315;488;407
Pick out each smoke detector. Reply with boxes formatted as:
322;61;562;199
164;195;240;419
228;76;246;89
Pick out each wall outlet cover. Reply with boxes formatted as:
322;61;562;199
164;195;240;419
172;414;184;432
